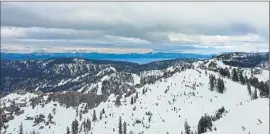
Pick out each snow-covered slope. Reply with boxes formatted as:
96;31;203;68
197;55;269;83
1;67;268;134
205;98;269;134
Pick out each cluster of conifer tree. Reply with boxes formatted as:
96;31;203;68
217;67;269;97
209;74;225;93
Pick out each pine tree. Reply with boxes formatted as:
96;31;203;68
19;122;23;134
209;74;216;91
184;120;191;134
85;118;91;132
253;88;258;100
66;126;70;134
232;68;238;82
100;111;103;120
197;115;212;134
216;78;225;93
239;71;246;85
251;68;254;78
247;83;251;96
118;117;122;134
30;99;35;109
130;96;134;105
123;121;127;134
244;76;248;84
258;81;269;96
142;88;146;95
71;119;79;134
225;67;230;78
52;108;56;115
76;107;78;117
48;113;53;123
115;96;122;107
102;108;105;114
92;110;97;122
219;68;230;78
80;122;85;133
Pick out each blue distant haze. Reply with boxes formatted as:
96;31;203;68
1;52;214;64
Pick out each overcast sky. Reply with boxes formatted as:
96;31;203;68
1;2;269;54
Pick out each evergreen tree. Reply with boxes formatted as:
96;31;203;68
52;108;56;115
216;78;225;93
247;83;251;96
130;96;134;105
244;76;248;84
123;121;127;134
66;126;70;134
258;81;269;96
135;92;138;100
232;68;238;82
71;119;79;134
19;122;23;134
184;120;191;134
48;113;53;123
102;108;105;114
225;67;230;78
197;115;212;134
100;111;103;120
219;68;230;78
142;88;146;95
209;74;216;91
30;99;35;109
85;118;91;132
251;68;254;77
92;110;97;122
253;88;258;100
118;117;122;134
250;77;259;88
80;122;85;133
115;96;122;107
76;107;78;117
239;71;246;84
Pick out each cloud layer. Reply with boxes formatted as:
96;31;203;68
1;2;269;54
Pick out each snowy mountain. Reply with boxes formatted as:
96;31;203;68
214;52;269;68
0;52;269;134
0;58;194;93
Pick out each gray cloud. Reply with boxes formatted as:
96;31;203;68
1;2;269;53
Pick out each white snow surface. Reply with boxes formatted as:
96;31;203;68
1;68;269;134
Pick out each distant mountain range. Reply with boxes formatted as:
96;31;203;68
1;52;214;61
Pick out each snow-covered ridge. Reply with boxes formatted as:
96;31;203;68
1;67;268;134
96;67;116;77
0;52;269;134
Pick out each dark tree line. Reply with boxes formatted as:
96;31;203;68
19;122;23;134
71;119;79;134
197;114;213;134
219;68;230;78
209;74;216;91
184;120;191;134
79;118;91;133
46;91;107;109
92;110;97;122
118;117;127;134
209;75;225;93
218;68;269;97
